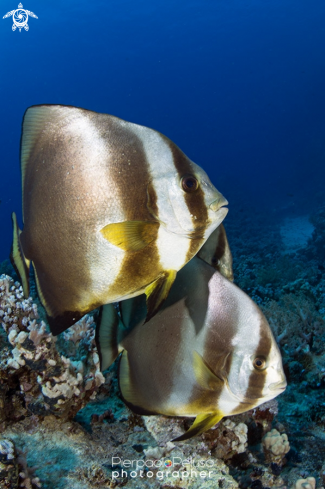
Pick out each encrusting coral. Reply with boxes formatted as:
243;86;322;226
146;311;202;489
0;274;104;424
294;477;316;489
0;437;42;488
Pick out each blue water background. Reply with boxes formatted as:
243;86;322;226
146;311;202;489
1;0;325;261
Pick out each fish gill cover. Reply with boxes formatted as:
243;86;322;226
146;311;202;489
0;0;325;488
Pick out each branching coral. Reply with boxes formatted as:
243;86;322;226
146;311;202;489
215;420;248;457
0;274;105;424
262;428;290;465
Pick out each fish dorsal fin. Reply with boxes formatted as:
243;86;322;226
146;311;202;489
193;351;224;391
95;304;122;371
10;212;30;298
101;221;159;252
21;106;58;217
173;412;224;442
144;270;177;322
197;224;233;281
118;350;158;415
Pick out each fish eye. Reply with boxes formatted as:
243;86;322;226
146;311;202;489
253;357;266;370
181;175;199;192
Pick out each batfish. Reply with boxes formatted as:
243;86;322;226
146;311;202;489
11;105;228;335
96;252;286;441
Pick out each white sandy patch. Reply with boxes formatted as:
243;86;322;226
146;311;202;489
280;216;314;251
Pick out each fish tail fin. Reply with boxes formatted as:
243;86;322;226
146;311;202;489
144;270;177;322
10;212;30;298
172;412;223;442
95;304;123;371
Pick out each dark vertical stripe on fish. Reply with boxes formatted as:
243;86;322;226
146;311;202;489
244;318;272;401
104;120;161;298
164;138;208;263
166;140;208;229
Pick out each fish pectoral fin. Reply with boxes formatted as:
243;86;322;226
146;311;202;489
144;270;177;322
95;304;123;371
193;351;224;391
197;224;233;281
100;221;159;252
10;212;30;298
173;412;223;442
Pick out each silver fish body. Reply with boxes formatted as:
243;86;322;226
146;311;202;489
97;256;286;440
11;105;228;334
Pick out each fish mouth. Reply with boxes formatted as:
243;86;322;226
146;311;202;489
269;379;287;392
209;196;228;212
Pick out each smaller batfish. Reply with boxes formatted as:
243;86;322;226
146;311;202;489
96;255;286;441
11;105;228;335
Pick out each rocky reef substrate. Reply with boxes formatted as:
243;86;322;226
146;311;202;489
0;205;325;488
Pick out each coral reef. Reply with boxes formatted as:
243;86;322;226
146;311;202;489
0;205;325;488
262;429;290;465
223;207;325;488
0;274;104;423
0;437;42;488
295;477;316;489
302;206;325;263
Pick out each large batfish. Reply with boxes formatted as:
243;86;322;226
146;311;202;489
96;248;286;441
10;105;228;335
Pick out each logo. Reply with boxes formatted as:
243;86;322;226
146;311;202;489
3;3;38;32
110;456;215;481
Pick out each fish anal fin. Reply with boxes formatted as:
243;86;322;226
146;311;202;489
100;221;159;252
173;412;223;442
144;270;177;322
47;310;84;336
193;351;224;391
32;263;86;336
95;304;122;371
118;351;157;415
10;212;30;298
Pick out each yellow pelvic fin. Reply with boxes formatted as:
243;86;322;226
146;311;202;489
10;212;30;298
95;304;122;371
173;412;224;442
144;270;177;322
100;221;159;252
193;351;224;391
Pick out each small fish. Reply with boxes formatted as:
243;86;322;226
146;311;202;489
96;254;286;441
11;105;228;335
